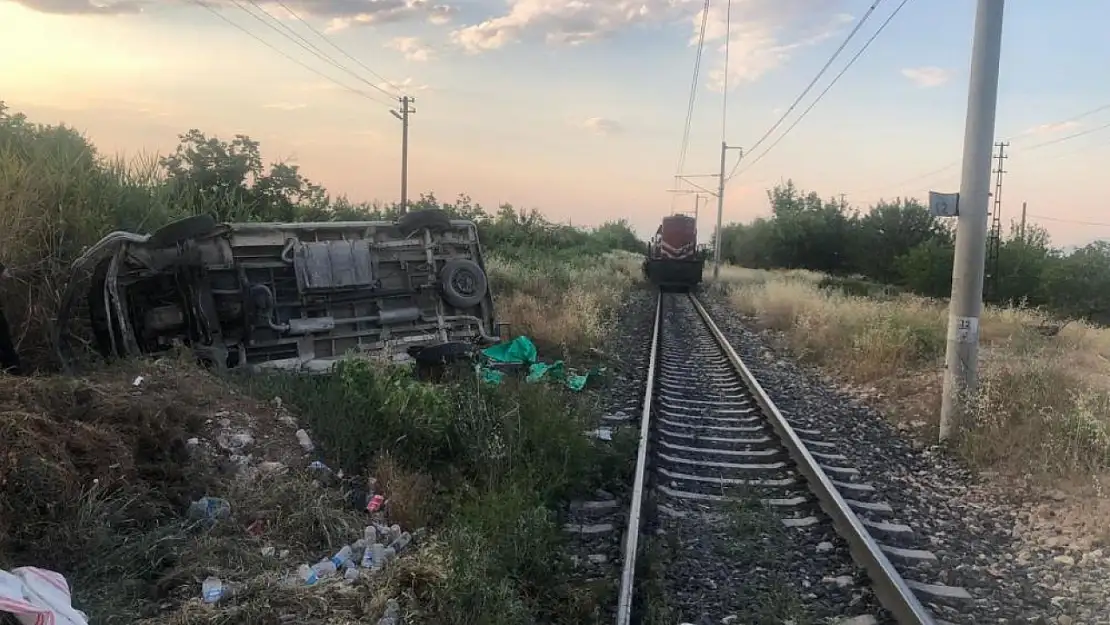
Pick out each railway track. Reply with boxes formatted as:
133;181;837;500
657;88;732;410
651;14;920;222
613;291;973;624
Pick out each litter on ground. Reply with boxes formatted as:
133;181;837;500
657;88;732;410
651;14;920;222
479;336;603;391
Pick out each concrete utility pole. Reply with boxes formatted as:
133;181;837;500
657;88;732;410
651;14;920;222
714;141;743;279
1020;201;1027;239
939;0;1006;442
391;95;416;214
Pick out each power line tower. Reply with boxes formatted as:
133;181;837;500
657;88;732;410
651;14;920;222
391;95;416;213
985;140;1007;299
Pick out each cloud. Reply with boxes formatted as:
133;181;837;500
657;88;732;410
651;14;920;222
448;0;852;90
386;36;435;62
450;0;671;54
900;66;952;88
11;0;141;14
311;0;455;32
703;2;854;89
576;117;624;136
1026;120;1081;136
14;0;455;25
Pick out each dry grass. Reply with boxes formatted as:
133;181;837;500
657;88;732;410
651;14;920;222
488;251;640;355
716;264;1110;478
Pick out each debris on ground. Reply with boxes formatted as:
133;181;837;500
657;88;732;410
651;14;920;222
0;567;89;625
479;335;604;391
0;357;423;623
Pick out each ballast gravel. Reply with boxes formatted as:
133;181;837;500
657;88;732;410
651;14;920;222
700;291;1110;625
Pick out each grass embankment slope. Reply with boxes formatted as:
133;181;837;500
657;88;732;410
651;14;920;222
0;103;645;623
712;266;1110;544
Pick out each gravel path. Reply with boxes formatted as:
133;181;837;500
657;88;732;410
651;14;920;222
560;286;657;624
701;290;1110;625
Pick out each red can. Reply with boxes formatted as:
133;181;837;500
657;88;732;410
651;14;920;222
366;494;384;513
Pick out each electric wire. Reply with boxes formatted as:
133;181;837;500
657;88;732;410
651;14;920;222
1028;214;1110;227
189;0;391;107
724;0;885;181
1022;119;1110;151
271;0;407;97
861;101;1110;195
670;0;712;212
731;0;913;180
720;0;731;144
231;0;398;103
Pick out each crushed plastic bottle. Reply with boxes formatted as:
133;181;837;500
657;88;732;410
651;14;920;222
330;545;353;568
369;543;386;571
201;576;223;604
388;531;412;553
387;524;402;543
312;559;338;579
343;564;360;581
364;525;378;544
295;429;315;453
188;497;231;522
297;564;319;585
376;598;400;625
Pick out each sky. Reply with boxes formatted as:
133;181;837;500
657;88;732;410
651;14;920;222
1;0;1109;247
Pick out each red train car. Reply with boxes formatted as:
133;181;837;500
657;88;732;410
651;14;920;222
644;214;704;290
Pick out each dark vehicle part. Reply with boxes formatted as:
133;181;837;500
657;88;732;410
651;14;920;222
149;214;218;247
395;208;453;238
439;259;488;309
55;218;499;372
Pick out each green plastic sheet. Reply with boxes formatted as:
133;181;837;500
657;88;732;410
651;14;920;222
478;336;601;392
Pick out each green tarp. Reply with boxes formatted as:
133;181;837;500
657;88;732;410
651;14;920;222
478;336;601;392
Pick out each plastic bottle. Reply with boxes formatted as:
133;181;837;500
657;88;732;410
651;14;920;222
389;532;412;553
201;576;223;604
388;524;402;543
343;564;360;581
312;559;337;579
369;543;386;571
377;598;400;625
188;497;231;521
297;564;319;585
364;525;378;544
295;429;314;453
330;545;353;568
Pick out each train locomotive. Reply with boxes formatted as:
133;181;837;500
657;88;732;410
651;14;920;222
643;214;705;290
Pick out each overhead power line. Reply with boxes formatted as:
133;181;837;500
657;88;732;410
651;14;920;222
673;0;713;196
271;0;407;97
1028;214;1110;227
1022;119;1110;151
230;0;397;103
190;0;392;107
731;0;913;179
725;0;885;182
862;100;1110;195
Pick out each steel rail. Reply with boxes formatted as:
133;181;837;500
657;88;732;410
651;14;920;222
615;293;662;625
688;293;935;625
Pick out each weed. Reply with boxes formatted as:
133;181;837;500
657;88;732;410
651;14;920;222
717;264;1110;477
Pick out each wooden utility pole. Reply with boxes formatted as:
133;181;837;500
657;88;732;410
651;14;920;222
1020;201;1027;239
391;96;416;213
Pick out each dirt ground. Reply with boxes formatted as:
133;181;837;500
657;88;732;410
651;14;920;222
0;355;417;624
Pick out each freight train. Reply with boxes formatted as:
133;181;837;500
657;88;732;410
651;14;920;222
643;214;705;290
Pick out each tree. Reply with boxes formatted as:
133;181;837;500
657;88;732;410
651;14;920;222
853;198;950;283
894;239;955;298
1041;241;1110;323
160;130;327;222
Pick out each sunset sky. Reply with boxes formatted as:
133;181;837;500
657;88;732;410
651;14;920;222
1;0;1108;246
